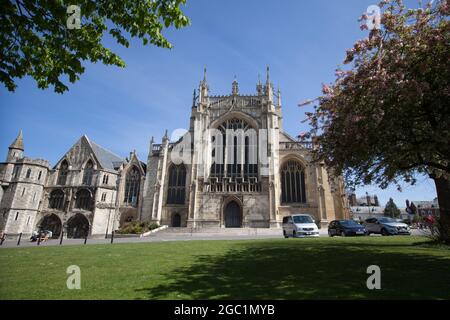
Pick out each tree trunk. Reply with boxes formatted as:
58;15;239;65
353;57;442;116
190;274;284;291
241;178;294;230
433;176;450;244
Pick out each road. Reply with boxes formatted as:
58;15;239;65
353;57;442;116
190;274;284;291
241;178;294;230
0;228;427;249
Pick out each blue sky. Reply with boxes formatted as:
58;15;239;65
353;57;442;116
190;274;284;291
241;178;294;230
0;0;437;207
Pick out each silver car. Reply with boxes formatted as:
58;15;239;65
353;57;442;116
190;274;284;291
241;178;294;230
282;214;320;238
363;217;411;236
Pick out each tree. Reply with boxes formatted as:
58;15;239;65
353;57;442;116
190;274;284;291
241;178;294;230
300;0;450;243
384;198;401;218
0;0;190;93
412;213;421;224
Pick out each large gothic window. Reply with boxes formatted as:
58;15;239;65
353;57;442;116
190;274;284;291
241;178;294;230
281;160;306;204
167;164;186;204
124;166;140;207
82;160;94;185
57;160;69;185
75;189;91;210
210;118;258;181
49;189;65;210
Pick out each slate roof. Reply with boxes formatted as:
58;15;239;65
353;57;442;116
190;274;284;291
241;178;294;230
9;130;24;150
279;130;297;142
88;139;124;170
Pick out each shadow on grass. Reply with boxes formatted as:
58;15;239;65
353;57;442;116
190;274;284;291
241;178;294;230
136;240;450;300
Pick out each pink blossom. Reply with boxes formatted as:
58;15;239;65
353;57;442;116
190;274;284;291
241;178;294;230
322;83;333;94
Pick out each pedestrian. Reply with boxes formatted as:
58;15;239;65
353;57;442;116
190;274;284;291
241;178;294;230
30;230;38;242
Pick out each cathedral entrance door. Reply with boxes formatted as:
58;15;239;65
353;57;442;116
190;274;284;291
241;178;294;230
172;213;181;227
224;201;242;228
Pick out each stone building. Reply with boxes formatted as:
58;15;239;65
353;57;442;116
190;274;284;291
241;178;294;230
0;133;147;239
0;70;349;238
348;192;380;207
0;131;49;237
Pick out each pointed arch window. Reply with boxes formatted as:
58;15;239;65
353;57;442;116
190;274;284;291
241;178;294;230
12;166;19;179
49;189;65;210
281;160;306;204
124;166;141;207
57;160;69;185
83;160;94;185
167;164;186;204
75;189;91;210
210;118;258;181
26;169;32;179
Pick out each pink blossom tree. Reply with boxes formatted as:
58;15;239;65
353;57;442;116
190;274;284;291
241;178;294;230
301;0;450;243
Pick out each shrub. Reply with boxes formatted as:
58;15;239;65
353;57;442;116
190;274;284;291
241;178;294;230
117;221;160;234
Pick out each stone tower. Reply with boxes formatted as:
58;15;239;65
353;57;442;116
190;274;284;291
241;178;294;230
141;68;349;228
0;131;50;236
6;130;24;162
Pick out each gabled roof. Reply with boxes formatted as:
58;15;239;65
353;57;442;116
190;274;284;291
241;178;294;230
88;138;124;170
279;131;297;142
123;151;146;175
54;135;124;171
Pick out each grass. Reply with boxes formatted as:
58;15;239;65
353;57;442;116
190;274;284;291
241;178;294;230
0;236;449;300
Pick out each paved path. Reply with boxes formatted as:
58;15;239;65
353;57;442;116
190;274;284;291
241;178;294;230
0;229;426;249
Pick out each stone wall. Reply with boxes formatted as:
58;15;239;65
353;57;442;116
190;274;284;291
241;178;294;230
0;159;49;235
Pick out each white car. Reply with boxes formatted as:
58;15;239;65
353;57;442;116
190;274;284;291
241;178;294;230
282;214;320;238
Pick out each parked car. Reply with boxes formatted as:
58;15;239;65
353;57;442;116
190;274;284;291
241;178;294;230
328;220;367;237
282;214;320;238
363;217;411;236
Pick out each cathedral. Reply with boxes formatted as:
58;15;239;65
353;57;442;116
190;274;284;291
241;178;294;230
0;69;349;238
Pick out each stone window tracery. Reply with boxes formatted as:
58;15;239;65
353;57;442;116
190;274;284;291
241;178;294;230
124;166;140;207
83;160;94;185
57;160;69;185
209;118;258;192
281;160;306;203
49;189;65;210
167;164;186;204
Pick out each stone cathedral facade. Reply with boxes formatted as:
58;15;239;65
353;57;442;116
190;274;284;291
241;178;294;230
0;70;349;238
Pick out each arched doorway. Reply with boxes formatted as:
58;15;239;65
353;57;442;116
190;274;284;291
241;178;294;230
172;213;181;227
38;214;62;238
224;201;242;228
66;214;90;238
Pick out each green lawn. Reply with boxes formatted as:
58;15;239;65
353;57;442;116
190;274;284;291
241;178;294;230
0;236;449;299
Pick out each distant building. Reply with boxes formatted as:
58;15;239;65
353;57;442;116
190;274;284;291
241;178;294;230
407;198;439;217
348;192;380;207
350;206;384;221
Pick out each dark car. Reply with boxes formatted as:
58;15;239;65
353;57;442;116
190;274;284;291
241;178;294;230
328;220;367;237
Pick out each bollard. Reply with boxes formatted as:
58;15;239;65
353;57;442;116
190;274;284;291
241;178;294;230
84;234;88;245
17;233;22;246
59;231;64;245
110;231;114;244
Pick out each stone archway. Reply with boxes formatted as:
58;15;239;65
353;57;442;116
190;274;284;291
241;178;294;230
224;201;242;228
66;213;90;239
172;213;181;227
38;214;62;238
